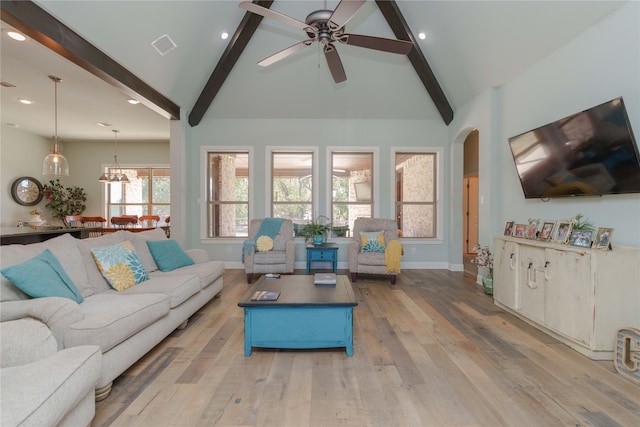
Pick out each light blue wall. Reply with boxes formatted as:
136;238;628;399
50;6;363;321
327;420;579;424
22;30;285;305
184;118;451;268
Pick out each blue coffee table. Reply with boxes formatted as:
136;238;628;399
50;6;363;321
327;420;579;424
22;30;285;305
238;274;357;356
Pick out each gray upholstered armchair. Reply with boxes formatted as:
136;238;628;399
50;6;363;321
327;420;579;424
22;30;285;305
348;218;402;284
244;218;295;283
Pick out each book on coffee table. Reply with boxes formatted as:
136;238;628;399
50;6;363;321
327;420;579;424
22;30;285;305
251;290;281;301
314;273;336;285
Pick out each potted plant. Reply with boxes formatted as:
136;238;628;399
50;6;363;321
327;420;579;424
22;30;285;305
42;179;87;227
299;215;331;245
471;244;494;295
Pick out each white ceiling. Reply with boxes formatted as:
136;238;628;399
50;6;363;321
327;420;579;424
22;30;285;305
0;1;626;142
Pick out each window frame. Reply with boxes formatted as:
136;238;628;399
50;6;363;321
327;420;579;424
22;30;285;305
103;164;170;223
200;146;253;241
266;146;319;224
327;147;380;235
391;147;443;240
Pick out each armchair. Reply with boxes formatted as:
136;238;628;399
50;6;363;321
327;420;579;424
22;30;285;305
243;219;295;283
348;218;403;285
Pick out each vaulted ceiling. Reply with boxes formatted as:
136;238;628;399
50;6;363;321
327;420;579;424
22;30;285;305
0;1;626;141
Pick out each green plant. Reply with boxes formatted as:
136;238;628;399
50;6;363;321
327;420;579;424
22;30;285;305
299;215;332;243
471;244;493;273
571;213;594;231
42;179;87;226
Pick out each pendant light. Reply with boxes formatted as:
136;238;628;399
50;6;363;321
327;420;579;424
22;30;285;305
42;75;69;176
98;129;129;183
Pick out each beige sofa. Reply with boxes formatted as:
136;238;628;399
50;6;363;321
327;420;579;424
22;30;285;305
0;228;224;402
1;317;102;426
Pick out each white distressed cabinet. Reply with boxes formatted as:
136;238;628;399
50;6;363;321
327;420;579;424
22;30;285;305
493;236;640;360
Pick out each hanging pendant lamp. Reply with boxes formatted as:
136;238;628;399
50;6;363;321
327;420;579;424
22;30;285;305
98;129;129;183
42;75;70;176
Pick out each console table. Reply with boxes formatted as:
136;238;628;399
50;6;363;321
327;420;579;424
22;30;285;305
306;242;338;274
1;226;92;245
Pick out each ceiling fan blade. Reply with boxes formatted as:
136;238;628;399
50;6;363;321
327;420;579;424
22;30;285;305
328;0;366;32
239;1;317;34
323;44;347;84
258;40;314;67
338;33;413;55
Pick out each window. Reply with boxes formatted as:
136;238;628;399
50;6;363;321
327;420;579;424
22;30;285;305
394;151;438;238
206;151;249;237
271;151;314;224
331;151;374;236
107;167;170;222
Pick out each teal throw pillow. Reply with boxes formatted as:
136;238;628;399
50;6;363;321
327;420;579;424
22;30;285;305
91;241;149;292
0;249;84;303
146;239;194;272
360;231;386;253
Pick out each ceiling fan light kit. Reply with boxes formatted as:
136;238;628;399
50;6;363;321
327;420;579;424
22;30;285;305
42;75;70;176
239;0;413;83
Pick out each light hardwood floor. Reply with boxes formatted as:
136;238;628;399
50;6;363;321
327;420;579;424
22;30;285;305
94;269;640;426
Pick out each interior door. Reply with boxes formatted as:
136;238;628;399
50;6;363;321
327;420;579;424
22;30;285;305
464;177;479;253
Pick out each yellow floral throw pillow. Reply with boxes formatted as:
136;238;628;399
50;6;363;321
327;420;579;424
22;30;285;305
256;235;274;252
91;241;149;291
360;231;386;252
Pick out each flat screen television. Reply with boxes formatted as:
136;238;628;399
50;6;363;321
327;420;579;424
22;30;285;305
508;97;640;199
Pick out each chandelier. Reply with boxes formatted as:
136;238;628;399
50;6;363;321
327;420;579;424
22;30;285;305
98;130;129;183
42;75;69;176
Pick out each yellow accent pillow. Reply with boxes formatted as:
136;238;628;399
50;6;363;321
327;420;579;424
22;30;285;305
360;231;386;252
256;235;274;252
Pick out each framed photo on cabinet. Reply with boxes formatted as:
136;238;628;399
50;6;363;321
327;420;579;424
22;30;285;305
538;221;556;241
526;219;540;239
552;220;573;244
513;224;527;238
593;227;614;250
503;221;515;236
570;230;593;248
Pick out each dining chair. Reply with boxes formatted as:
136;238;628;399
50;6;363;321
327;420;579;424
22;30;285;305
81;216;107;237
139;215;160;228
110;215;138;228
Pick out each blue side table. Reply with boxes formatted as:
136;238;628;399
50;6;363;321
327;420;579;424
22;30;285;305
306;242;338;274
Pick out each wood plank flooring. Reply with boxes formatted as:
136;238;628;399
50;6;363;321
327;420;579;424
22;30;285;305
94;269;640;426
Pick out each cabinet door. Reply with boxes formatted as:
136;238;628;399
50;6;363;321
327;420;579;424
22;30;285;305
544;248;591;345
493;238;519;309
517;245;546;323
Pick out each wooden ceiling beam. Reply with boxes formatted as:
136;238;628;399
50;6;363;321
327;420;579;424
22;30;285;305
375;0;454;125
1;0;180;120
188;0;274;127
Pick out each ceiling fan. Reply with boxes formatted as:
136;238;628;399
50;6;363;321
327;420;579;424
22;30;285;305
239;0;413;83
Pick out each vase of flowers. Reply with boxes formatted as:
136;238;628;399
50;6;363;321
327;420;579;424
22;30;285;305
471;244;494;295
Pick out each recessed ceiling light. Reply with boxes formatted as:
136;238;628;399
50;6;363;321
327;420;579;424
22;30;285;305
418;31;428;41
96;122;113;127
220;31;229;40
7;31;26;41
18;98;32;105
127;98;140;105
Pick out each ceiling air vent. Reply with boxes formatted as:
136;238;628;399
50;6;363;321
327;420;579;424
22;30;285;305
151;34;177;56
0;80;17;88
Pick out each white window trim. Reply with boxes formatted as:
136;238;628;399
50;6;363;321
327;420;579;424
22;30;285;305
266;146;319;218
326;146;380;219
200;146;254;241
391;146;443;241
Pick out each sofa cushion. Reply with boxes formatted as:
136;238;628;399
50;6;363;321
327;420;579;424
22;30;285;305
146;239;194;272
1;249;84;303
253;250;288;265
360;231;386;252
65;292;169;352
76;232;126;296
91;241;149;291
0;318;58;368
1;234;90;302
123;228;167;272
152;260;225;290
121;274;201;308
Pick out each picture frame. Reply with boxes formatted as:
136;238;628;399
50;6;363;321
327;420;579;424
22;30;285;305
593;227;614;250
503;221;515;236
552;220;573;244
569;230;594;248
513;224;527;238
537;221;556;241
526;219;540;239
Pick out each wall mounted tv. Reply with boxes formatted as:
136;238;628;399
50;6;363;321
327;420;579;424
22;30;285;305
508;97;640;199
